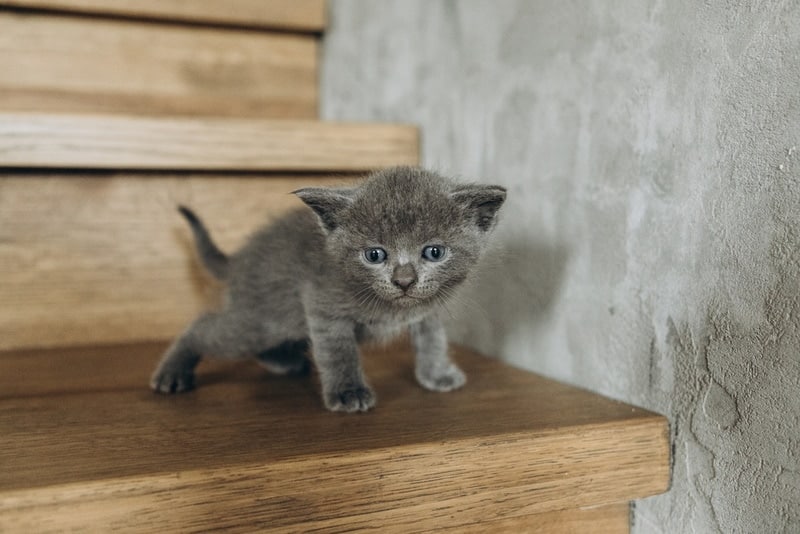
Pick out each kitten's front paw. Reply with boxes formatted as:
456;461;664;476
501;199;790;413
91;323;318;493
150;370;196;394
416;363;466;392
325;386;376;413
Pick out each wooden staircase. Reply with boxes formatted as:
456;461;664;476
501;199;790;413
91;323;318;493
0;2;670;532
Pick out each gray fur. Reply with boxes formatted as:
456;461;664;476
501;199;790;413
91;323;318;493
150;166;506;412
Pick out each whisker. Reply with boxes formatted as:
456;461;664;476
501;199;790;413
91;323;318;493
436;286;492;324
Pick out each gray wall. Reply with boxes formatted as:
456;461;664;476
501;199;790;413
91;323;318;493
321;1;800;532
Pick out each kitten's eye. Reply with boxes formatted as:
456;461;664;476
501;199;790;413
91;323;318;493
422;245;447;262
364;247;387;264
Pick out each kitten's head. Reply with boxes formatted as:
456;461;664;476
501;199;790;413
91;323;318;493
295;167;505;310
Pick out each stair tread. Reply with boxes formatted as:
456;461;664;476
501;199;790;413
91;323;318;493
0;340;669;529
0;113;419;171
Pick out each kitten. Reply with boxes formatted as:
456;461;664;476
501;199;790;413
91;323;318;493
150;166;506;412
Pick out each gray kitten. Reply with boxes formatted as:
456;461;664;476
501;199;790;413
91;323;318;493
150;166;506;412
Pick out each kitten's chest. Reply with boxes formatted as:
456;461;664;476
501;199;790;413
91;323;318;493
356;308;428;344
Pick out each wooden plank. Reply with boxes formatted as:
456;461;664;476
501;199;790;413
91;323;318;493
0;12;317;118
0;173;359;351
0;114;420;170
0;0;327;32
0;341;667;531
443;504;630;533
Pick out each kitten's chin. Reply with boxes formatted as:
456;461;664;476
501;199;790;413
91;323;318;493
393;295;419;307
390;293;434;309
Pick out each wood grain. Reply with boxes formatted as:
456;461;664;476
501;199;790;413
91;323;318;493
0;173;359;351
0;341;667;531
0;0;327;32
0;114;420;170
0;12;317;118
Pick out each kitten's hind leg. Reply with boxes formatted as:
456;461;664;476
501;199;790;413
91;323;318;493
150;336;200;394
255;339;311;375
150;311;259;393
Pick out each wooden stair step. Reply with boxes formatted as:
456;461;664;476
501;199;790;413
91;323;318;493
0;113;418;351
0;113;419;171
0;0;327;32
0;341;669;532
0;11;319;118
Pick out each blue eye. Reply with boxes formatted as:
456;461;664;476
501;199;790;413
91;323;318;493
364;247;387;264
422;245;446;262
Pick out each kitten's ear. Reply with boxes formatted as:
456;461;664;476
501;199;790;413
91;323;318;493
450;184;507;231
293;187;355;231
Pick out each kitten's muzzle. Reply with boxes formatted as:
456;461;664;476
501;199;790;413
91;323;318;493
392;264;417;292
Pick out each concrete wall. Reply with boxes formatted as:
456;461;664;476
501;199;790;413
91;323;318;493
321;1;800;531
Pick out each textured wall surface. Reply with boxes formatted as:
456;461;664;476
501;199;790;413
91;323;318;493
321;1;800;531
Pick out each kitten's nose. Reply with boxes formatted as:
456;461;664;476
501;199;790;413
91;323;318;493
392;264;417;291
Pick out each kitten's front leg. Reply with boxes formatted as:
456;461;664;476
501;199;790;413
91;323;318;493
410;314;466;392
308;315;376;413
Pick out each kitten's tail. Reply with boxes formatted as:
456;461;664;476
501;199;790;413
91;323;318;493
177;205;229;281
